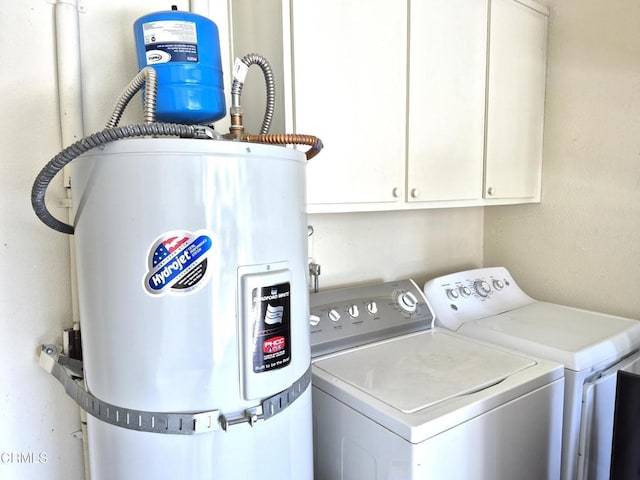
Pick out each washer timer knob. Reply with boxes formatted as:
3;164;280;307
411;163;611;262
474;280;491;297
397;291;418;313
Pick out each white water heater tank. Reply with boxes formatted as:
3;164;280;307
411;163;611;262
70;138;312;479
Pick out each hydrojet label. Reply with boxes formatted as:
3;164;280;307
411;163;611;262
144;230;213;296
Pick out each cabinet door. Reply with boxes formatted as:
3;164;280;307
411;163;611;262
484;0;548;200
407;0;488;202
292;0;407;206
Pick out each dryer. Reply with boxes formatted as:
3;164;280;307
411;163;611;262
424;267;640;480
310;279;564;480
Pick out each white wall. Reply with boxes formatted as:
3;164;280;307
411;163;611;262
0;2;84;479
484;0;640;320
309;209;483;290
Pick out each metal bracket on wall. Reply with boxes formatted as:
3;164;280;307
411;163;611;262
39;344;311;435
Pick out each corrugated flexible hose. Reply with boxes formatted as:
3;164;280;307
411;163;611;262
31;123;198;235
105;66;157;128
231;54;323;160
32;57;324;234
246;134;324;161
231;53;275;135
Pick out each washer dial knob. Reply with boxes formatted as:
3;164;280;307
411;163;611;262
309;314;320;326
367;301;378;315
328;308;341;322
474;280;491;297
397;291;418;313
348;304;360;318
459;286;472;297
493;279;505;290
446;288;459;300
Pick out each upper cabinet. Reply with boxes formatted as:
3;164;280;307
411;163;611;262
484;0;549;202
291;0;407;206
407;0;488;203
230;0;549;212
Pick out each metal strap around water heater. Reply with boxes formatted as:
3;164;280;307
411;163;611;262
39;344;311;435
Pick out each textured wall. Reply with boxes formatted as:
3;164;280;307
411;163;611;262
309;208;484;290
0;1;84;479
484;0;640;319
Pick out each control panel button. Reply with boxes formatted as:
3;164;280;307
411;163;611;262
446;288;459;300
474;280;491;297
328;308;341;322
309;314;320;326
459;286;472;297
367;301;378;315
493;279;504;290
397;291;418;313
348;304;360;318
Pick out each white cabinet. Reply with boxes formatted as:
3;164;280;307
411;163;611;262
407;0;488;203
231;0;406;209
291;0;407;206
229;0;548;212
484;0;548;202
408;0;548;206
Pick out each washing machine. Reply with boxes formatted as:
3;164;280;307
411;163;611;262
309;279;564;480
424;266;640;480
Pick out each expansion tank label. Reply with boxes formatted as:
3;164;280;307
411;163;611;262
144;230;213;296
142;20;198;64
252;282;292;373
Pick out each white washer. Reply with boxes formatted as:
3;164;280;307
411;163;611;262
310;279;564;480
424;266;640;480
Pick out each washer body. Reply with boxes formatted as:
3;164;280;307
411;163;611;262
310;279;564;479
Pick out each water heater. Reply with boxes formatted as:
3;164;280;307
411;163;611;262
33;4;323;477
69;138;312;479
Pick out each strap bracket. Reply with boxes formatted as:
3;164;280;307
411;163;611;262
40;344;311;435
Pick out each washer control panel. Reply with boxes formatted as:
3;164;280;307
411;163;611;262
310;279;433;358
423;266;534;331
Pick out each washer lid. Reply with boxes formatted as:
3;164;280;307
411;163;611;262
313;330;535;414
459;302;640;372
